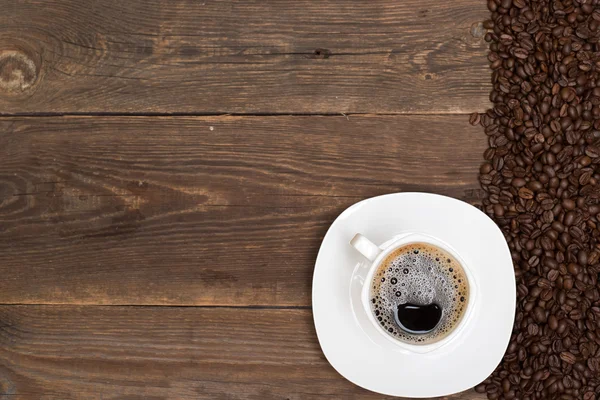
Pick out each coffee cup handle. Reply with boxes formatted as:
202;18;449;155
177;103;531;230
350;233;382;262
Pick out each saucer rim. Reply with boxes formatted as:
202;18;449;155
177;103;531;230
312;192;515;397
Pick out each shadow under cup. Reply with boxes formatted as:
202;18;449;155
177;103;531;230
355;233;478;354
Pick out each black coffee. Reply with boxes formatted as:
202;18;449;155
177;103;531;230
369;242;469;344
395;303;442;334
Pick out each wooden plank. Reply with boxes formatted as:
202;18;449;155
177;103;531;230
0;305;486;399
0;115;486;305
0;0;489;114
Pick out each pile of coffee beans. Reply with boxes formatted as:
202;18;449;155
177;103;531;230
472;0;600;398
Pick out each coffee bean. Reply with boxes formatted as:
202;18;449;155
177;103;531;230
564;211;576;226
537;278;551;289
541;199;554;210
580;170;593;186
512;177;527;188
585;146;600;158
561;352;577;365
548;270;559;282
517;283;528;297
587;251;599;265
578;251;588;266
528;323;539;336
541;237;553;251
514;48;529;59
486;383;499;394
479;2;600;397
527;180;543;192
533;307;547;323
544;256;559;269
549;315;559;330
530;287;542;298
562;199;576;210
569;309;582;321
494;204;505;216
542;211;554;225
480;163;493;174
480;174;493;185
580;156;592;167
485;124;499;135
567;263;580;275
518;187;534;199
587;358;599;372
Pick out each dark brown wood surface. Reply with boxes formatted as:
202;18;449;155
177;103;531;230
0;115;485;306
0;0;492;398
0;305;486;399
0;0;489;114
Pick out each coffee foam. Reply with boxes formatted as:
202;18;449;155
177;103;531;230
369;242;469;344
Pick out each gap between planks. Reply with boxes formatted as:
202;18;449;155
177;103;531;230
0;303;312;309
0;112;476;118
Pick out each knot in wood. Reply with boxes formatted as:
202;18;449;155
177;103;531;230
311;48;331;59
470;22;485;39
0;51;37;94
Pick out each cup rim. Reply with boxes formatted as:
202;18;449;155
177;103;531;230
361;232;478;354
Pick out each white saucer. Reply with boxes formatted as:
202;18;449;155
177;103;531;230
312;193;515;398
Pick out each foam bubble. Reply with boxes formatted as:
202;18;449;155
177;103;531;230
370;243;469;345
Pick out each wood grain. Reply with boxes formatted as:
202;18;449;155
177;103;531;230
0;305;486;399
0;0;496;395
0;0;489;114
0;115;486;306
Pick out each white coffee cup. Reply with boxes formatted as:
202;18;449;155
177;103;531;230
351;232;478;353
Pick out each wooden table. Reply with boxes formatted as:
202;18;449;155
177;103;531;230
0;1;491;398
